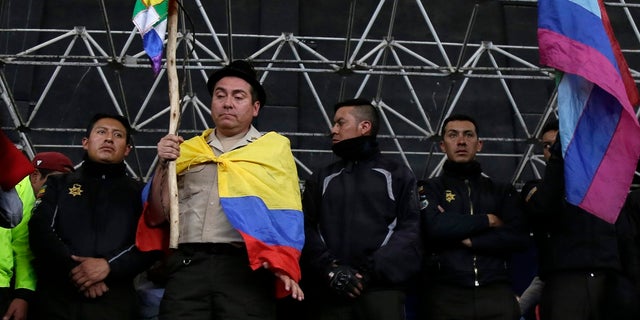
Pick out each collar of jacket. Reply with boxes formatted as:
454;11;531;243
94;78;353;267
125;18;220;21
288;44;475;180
331;135;379;161
81;154;127;178
443;160;482;178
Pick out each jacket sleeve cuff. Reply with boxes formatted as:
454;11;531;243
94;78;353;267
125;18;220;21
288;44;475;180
13;288;34;302
107;258;121;278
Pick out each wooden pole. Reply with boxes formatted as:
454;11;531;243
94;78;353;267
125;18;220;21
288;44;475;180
166;0;180;248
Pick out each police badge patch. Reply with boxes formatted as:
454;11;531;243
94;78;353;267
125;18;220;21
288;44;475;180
445;190;456;203
68;184;83;197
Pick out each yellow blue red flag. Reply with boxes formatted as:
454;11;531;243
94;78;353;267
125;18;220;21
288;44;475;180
136;130;304;298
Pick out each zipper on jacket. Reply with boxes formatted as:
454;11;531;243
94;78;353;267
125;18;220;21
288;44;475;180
466;179;480;287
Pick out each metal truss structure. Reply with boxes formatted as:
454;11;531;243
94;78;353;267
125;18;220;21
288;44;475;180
1;0;639;187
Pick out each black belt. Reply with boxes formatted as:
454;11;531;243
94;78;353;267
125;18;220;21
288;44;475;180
178;243;246;255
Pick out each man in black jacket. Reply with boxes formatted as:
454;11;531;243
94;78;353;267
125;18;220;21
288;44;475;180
29;113;159;320
418;114;527;320
523;124;629;320
301;98;421;320
516;119;559;320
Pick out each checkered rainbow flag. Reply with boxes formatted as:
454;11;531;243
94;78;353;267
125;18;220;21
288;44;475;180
132;0;168;75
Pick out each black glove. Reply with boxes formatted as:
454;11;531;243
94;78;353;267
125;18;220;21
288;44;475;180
327;265;364;298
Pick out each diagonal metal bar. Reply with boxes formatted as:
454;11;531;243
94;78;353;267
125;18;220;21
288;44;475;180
348;0;387;65
376;99;410;168
80;34;124;116
414;0;454;71
388;45;435;133
27;33;80;125
287;41;333;129
485;45;531;137
0;70;35;157
194;0;227;61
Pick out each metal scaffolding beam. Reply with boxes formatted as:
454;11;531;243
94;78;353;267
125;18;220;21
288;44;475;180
1;0;639;185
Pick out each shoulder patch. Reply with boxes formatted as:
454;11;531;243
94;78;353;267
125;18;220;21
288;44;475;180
36;185;47;199
524;186;538;203
418;184;429;210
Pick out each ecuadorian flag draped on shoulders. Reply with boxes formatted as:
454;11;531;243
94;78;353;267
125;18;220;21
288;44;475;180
136;130;304;298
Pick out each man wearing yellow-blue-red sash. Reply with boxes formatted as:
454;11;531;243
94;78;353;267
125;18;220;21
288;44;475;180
137;60;304;320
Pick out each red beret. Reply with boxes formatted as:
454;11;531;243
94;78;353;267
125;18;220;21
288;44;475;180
32;152;74;173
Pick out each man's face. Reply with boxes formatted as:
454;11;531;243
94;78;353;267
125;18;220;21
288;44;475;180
541;129;558;162
210;76;260;137
29;170;47;195
330;106;369;145
82;117;131;164
440;120;483;163
29;170;65;195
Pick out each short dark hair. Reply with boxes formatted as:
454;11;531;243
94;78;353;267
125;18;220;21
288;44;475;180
334;98;380;136
441;114;479;137
206;60;266;107
36;168;56;178
86;113;133;145
540;119;559;138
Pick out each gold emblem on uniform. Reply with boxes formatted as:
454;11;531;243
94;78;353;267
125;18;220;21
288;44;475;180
68;184;83;197
35;185;47;199
445;190;456;203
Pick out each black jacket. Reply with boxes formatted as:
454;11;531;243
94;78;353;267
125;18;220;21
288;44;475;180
420;160;528;287
29;158;158;290
618;190;640;290
523;155;620;278
301;137;421;290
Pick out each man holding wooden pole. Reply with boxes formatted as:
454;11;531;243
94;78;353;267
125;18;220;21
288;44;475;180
142;60;304;320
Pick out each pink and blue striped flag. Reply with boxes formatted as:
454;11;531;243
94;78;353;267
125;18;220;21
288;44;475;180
538;0;640;223
132;0;168;75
